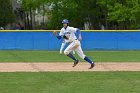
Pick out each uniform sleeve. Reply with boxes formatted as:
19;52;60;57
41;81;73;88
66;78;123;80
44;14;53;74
70;27;77;33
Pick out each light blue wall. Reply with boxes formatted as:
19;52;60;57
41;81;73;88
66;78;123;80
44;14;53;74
0;31;139;50
82;32;140;50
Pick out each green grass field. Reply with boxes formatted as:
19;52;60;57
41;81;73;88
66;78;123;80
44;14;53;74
0;50;140;62
0;72;140;93
0;50;140;93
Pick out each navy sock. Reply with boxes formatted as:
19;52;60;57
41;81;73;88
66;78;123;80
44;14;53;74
67;53;77;61
84;56;93;64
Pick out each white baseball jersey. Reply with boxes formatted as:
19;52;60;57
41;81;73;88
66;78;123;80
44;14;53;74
59;26;86;59
59;26;78;43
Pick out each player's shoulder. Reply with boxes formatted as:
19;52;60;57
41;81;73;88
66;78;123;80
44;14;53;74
67;26;74;29
61;26;74;30
60;27;64;31
68;26;77;32
67;26;76;30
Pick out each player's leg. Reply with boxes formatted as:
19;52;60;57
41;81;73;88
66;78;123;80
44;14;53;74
64;42;79;67
72;50;75;54
75;44;95;69
60;42;66;54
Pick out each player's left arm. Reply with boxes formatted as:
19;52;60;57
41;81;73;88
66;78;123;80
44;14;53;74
76;28;82;41
70;27;82;41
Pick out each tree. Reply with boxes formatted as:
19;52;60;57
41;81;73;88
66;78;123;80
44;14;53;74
21;0;140;30
0;0;15;27
46;0;81;29
107;0;140;29
22;0;49;29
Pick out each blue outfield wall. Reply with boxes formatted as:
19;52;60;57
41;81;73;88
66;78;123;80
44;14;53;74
0;31;140;50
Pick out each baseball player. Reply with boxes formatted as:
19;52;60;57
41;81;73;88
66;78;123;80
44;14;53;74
53;19;95;69
60;39;75;54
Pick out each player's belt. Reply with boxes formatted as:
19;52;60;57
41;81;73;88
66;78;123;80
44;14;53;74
68;39;78;44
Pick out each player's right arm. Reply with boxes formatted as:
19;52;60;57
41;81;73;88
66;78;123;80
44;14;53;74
53;29;63;39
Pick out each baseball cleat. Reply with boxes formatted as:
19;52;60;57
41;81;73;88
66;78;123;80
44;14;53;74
89;63;95;69
72;60;79;67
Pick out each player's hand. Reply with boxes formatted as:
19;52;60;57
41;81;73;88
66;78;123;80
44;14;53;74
53;31;57;36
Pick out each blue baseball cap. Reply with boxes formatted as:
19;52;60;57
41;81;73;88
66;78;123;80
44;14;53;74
62;19;69;24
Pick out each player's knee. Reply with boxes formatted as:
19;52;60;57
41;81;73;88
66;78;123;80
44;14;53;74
64;51;69;55
79;54;86;59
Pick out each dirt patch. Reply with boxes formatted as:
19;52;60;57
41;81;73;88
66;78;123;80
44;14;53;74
0;62;140;72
